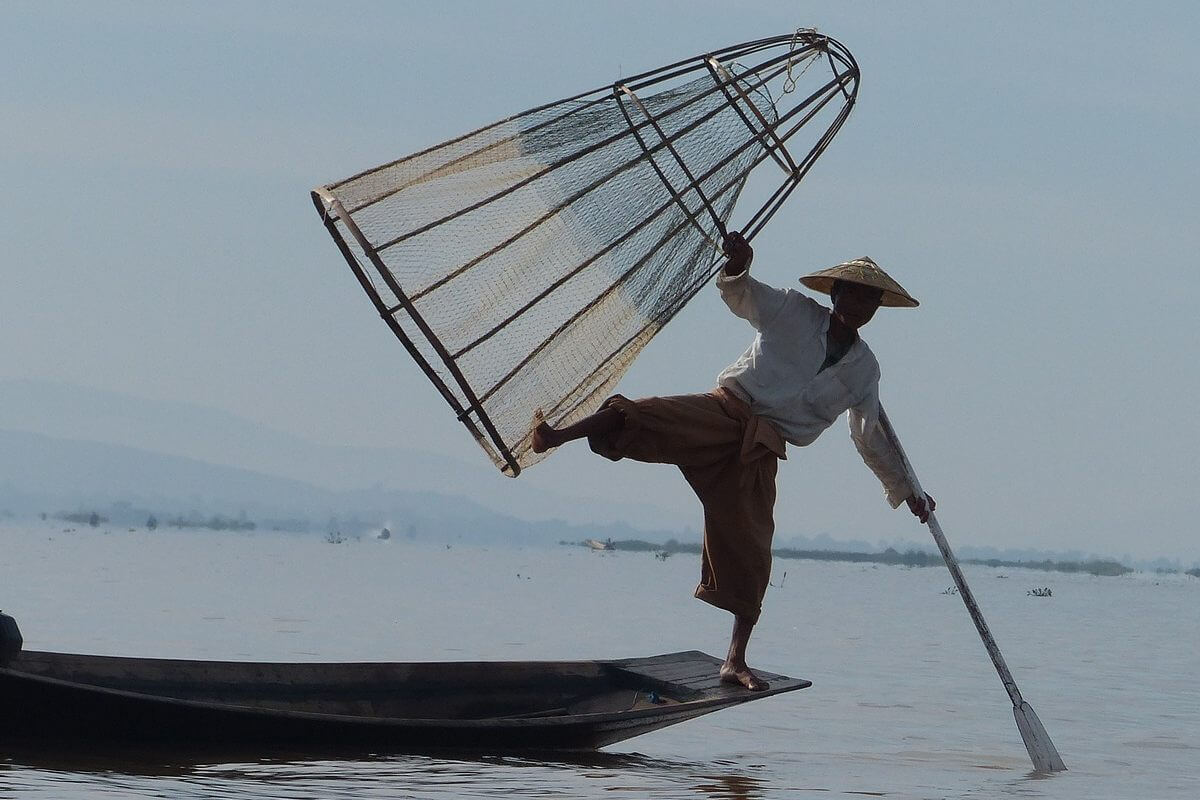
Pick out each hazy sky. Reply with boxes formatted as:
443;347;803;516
4;2;1198;562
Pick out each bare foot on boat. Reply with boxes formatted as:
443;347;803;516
531;421;559;454
720;660;769;691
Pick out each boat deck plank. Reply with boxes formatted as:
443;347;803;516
608;651;810;700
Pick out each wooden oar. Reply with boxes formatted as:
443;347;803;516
878;405;1067;773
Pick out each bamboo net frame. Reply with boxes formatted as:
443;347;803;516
312;30;859;475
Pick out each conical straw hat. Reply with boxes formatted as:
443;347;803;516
799;256;919;308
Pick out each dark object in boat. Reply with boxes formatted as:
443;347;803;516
0;633;809;752
0;611;22;663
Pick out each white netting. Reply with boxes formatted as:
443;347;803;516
314;32;858;474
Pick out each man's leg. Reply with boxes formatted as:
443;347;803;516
531;407;623;453
683;407;779;694
536;392;775;690
720;613;768;691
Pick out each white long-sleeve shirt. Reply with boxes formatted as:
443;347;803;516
715;270;913;508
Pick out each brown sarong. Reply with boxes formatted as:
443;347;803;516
588;388;786;623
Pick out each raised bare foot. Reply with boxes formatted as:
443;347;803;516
531;421;559;454
720;661;769;691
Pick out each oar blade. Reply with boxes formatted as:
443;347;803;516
1014;700;1067;772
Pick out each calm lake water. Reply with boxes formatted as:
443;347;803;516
2;523;1197;799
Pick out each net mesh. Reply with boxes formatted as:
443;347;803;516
314;32;858;475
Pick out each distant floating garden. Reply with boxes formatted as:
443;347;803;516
578;538;1135;577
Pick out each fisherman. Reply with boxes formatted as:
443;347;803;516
532;232;934;691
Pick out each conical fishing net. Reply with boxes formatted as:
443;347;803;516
313;30;859;475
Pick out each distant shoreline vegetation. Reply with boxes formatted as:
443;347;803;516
56;511;108;527
51;509;255;532
13;505;1192;577
578;538;1137;577
164;514;256;532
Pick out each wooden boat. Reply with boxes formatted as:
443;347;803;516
0;615;809;752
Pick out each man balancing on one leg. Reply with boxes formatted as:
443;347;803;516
532;232;934;690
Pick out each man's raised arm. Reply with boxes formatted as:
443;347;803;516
717;232;789;330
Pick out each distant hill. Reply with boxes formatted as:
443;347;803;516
0;428;682;547
2;381;1179;568
0;378;683;530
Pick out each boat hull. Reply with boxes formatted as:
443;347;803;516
0;650;809;752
